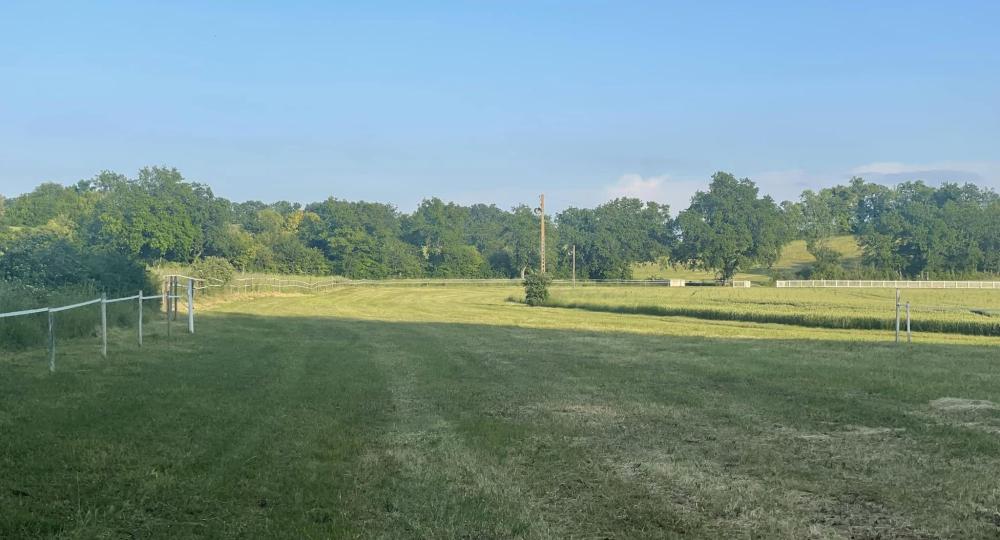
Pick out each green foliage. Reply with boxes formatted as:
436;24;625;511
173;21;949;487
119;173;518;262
673;172;789;281
2;166;998;283
268;233;329;275
523;272;552;306
191;257;236;285
557;198;672;280
2;182;93;227
856;181;1000;278
0;229;149;294
86;168;208;261
433;244;488;278
0;229;153;350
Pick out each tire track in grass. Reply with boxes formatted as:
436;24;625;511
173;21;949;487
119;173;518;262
355;320;556;539
193;311;395;537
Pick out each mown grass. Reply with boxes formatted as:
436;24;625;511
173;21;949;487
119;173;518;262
544;286;1000;336
2;286;1000;538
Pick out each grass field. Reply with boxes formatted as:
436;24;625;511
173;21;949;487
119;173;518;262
544;286;1000;336
633;235;863;282
3;285;1000;538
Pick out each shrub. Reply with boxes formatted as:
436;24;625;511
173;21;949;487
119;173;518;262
523;273;552;306
191;256;236;285
0;229;151;295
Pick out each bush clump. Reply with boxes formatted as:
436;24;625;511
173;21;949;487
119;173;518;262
0;230;150;294
523;273;552;306
191;256;236;285
0;229;156;351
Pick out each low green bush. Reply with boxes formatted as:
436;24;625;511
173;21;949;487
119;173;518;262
0;229;151;294
0;230;156;351
523;273;552;306
191;256;236;285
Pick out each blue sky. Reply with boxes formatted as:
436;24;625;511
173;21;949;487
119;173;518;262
1;1;998;212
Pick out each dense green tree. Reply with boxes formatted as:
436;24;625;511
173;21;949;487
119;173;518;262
86;168;206;261
405;198;468;253
856;181;999;278
267;232;329;275
465;204;510;276
500;205;547;278
0;229;148;293
673;172;788;281
556;198;671;280
3;182;89;227
432;244;487;278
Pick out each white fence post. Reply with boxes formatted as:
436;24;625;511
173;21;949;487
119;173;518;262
896;289;899;343
166;280;172;338
101;293;108;358
138;290;143;347
172;277;179;321
48;309;55;373
187;279;195;334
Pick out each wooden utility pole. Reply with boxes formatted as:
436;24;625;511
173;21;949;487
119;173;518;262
539;194;546;274
896;289;899;343
571;244;576;285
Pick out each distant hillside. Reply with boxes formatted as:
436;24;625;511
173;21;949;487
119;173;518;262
632;235;862;283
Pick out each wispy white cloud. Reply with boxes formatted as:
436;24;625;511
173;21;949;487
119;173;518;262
595;161;1000;214
851;162;920;175
604;173;706;211
750;169;831;201
851;161;1000;187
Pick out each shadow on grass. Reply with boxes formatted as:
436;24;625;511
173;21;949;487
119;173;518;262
2;310;1000;538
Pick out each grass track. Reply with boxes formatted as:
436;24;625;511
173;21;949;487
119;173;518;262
2;286;1000;538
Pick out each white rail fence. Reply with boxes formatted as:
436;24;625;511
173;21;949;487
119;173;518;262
777;280;1000;289
0;275;202;372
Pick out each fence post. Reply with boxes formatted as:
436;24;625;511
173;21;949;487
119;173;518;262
166;280;172;339
47;309;55;373
138;290;143;347
906;301;911;343
895;289;900;344
101;293;108;358
172;277;179;321
187;279;195;334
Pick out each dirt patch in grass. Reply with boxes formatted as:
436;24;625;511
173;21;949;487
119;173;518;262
781;423;906;441
548;403;619;418
914;397;1000;436
929;397;998;412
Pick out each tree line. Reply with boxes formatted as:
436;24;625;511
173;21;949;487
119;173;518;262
1;167;998;292
787;177;1000;279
